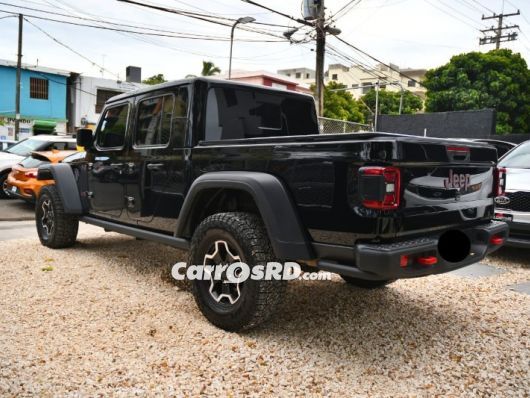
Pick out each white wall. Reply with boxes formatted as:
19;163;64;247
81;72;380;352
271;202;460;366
72;76;146;129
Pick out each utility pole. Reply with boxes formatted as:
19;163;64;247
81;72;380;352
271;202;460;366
480;10;519;48
15;14;23;141
315;9;326;117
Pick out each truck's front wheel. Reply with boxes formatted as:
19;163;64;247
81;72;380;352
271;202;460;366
189;212;286;332
36;185;79;248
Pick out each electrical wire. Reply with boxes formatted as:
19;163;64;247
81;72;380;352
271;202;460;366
23;17;121;79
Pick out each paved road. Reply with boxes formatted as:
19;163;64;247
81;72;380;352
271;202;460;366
0;200;34;221
0;221;37;241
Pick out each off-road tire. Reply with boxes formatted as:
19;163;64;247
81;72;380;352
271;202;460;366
189;212;286;332
341;275;395;289
36;185;79;248
0;171;11;199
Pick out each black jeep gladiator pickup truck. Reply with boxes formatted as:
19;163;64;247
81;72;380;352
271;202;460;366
36;78;508;331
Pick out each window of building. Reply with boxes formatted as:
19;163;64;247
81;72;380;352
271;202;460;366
29;77;48;100
332;74;338;80
205;86;318;141
286;73;291;77
295;72;301;79
351;84;359;88
306;73;310;79
96;104;129;148
95;89;123;114
362;83;371;94
379;84;387;90
408;80;416;87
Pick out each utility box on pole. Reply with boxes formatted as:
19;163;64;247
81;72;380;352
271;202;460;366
303;0;323;20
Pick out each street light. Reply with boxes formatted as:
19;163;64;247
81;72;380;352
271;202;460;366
229;16;255;79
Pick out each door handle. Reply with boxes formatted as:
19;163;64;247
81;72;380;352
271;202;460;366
147;163;164;171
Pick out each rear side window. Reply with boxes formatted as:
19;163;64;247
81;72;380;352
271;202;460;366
135;88;189;147
136;95;173;147
20;156;49;168
205;87;318;141
97;104;129;148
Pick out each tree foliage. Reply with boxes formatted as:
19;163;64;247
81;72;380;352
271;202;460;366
142;74;167;85
315;81;365;123
201;61;221;76
423;49;530;134
361;89;423;120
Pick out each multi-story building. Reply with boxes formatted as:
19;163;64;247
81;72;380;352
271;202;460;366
0;59;69;140
326;63;427;99
277;67;316;86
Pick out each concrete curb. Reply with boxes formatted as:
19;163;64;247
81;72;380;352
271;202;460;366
0;216;35;222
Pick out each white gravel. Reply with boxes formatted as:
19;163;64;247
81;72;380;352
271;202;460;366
0;226;529;396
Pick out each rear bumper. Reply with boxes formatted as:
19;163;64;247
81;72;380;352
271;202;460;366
506;221;530;248
495;210;530;248
316;221;508;280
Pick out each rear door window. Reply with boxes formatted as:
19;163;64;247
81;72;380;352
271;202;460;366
135;95;173;147
97;104;130;149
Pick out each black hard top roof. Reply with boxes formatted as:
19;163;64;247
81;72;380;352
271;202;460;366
107;77;314;104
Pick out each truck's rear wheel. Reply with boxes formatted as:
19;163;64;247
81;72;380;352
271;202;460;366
189;212;285;331
341;275;394;289
36;185;79;248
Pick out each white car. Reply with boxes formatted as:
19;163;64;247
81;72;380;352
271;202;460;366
495;141;530;248
0;135;77;198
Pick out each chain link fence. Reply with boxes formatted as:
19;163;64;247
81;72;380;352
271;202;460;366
318;117;372;134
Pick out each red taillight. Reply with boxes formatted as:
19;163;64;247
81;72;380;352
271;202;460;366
447;146;470;153
417;256;438;266
490;235;504;246
494;167;506;196
359;166;401;210
400;255;409;268
24;171;37;179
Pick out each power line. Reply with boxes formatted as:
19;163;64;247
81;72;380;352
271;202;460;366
0;9;284;42
424;0;484;31
334;36;424;86
23;17;121;79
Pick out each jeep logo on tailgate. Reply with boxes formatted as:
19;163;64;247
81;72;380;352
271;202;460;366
444;169;470;190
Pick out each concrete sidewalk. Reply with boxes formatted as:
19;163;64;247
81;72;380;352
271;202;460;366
0;200;35;221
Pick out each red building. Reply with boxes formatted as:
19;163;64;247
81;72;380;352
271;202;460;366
225;70;312;95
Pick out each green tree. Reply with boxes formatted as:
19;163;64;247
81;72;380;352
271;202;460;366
361;88;423;121
142;74;167;85
201;61;221;76
423;49;530;134
314;81;365;123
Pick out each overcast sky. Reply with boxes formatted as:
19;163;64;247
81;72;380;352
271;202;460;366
0;0;528;81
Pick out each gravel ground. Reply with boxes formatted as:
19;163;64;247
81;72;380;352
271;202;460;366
0;227;529;397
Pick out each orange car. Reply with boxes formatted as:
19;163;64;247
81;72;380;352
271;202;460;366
5;150;78;202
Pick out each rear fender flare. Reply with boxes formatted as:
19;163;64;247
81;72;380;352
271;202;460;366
176;171;314;261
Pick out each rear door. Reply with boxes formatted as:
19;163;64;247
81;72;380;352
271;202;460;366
87;101;131;219
125;86;190;232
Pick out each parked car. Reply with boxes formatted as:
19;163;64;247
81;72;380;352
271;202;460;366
5;150;78;202
0;135;77;198
495;140;530;248
35;78;507;331
0;140;17;151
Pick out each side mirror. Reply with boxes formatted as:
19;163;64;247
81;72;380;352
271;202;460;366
76;128;94;148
